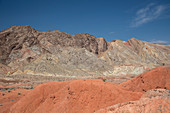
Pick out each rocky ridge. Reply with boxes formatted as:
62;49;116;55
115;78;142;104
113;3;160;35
0;25;170;77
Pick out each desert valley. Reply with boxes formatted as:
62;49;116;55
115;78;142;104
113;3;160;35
0;26;170;113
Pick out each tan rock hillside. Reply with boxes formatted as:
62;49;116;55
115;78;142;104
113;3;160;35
0;25;170;77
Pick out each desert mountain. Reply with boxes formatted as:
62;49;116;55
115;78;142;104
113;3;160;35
0;25;170;77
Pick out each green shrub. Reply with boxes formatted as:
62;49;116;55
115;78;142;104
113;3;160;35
102;78;106;82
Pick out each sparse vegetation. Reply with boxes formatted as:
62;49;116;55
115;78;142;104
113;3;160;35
11;99;15;102
102;78;106;82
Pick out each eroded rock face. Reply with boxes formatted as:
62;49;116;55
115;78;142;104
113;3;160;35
95;89;170;113
101;38;170;66
15;49;110;77
0;26;41;65
0;25;170;76
0;26;108;65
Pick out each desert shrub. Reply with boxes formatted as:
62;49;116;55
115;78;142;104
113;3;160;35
102;78;106;82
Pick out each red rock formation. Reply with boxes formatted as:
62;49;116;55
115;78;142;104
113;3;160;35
95;89;170;113
95;66;170;113
9;79;142;113
120;66;170;92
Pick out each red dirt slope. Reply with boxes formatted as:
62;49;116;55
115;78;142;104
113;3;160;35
8;79;142;113
120;66;170;92
95;89;170;113
0;89;31;113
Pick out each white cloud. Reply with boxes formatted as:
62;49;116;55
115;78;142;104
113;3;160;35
149;40;169;44
131;3;166;27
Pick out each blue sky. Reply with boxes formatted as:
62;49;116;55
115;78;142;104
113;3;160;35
0;0;170;44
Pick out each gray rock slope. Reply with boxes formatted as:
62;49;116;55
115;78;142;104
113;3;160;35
0;25;170;76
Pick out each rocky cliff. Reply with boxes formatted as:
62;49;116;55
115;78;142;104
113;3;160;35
0;25;170;77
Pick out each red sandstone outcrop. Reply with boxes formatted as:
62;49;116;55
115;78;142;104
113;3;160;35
8;79;142;113
120;66;170;92
95;89;170;113
95;67;170;113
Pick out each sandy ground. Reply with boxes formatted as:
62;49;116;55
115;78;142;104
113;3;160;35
0;89;31;113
